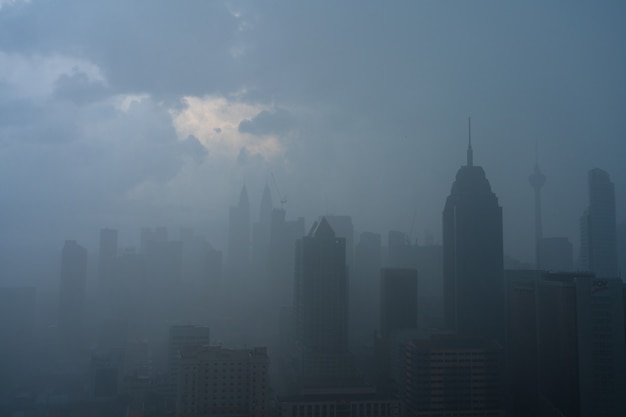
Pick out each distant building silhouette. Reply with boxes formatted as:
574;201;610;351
580;168;619;279
167;324;211;408
0;286;36;390
529;152;546;266
176;345;269;417
352;231;382;346
58;240;88;347
535;272;626;416
537;236;573;271
252;184;273;282
227;185;251;280
442;124;504;341
380;268;418;339
98;228;118;286
269;207;305;306
324;215;354;269
294;218;352;384
403;335;504;416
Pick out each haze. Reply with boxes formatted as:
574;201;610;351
1;1;625;416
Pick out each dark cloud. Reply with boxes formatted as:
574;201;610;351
238;108;295;136
54;72;110;104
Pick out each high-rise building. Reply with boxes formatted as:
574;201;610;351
403;335;504;417
580;168;619;279
58;240;88;346
352;232;382;346
505;269;542;416
324;215;354;269
380;268;418;339
536;272;626;416
227;185;251;280
269;207;305;306
529;153;547;266
294;218;351;384
0;286;36;390
98;228;118;286
442;124;504;341
252;184;273;282
537;236;573;272
168;324;211;406
176;345;269;417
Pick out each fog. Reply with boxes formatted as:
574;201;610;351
0;1;625;416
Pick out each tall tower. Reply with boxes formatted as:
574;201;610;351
227;185;250;280
58;240;88;346
580;169;618;279
294;217;351;383
442;121;504;341
529;147;546;266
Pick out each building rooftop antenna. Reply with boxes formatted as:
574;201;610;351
467;117;474;167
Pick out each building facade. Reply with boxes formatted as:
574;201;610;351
177;345;269;417
442;136;504;342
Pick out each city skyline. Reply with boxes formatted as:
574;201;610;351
0;2;625;268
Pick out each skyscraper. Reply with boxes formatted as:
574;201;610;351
252;184;273;281
529;151;546;266
227;185;250;280
580;168;619;279
58;240;88;346
294;218;351;384
443;122;504;341
380;268;418;339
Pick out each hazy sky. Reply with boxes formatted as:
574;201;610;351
0;1;625;263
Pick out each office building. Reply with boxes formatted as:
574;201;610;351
536;272;626;416
176;345;269;417
403;335;504;417
442;124;504;341
294;218;352;384
58;240;88;346
380;268;418;338
279;386;400;417
227;185;251;280
537;236;573;272
580;168;619;279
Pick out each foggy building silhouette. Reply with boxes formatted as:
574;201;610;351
324;215;355;269
58;240;88;348
505;269;542;416
403;335;504;416
385;231;414;268
252;184;273;283
529;154;547;266
98;228;118;287
176;345;269;417
227;185;251;280
167;324;211;407
294;218;352;385
269;207;305;306
537;236;574;272
376;268;418;396
0;286;36;390
579;168;619;279
442;127;504;341
380;268;418;339
352;231;382;347
535;272;626;416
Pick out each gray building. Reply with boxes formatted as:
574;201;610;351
294;218;352;385
536;273;626;417
580;168;619;279
442;131;504;342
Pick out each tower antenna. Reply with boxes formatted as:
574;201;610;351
467;117;473;167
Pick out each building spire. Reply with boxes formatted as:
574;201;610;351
467;117;473;167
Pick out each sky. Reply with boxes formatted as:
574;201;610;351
0;0;625;264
